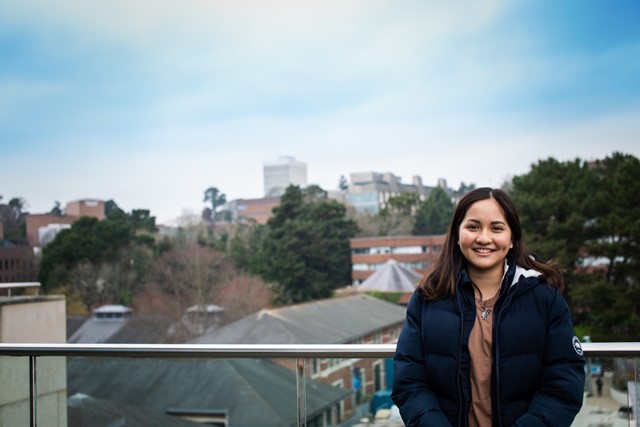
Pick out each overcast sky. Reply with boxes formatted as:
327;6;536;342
1;0;639;225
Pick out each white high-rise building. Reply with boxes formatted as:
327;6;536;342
263;156;307;197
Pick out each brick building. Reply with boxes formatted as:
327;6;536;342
26;199;106;247
228;196;281;225
350;235;446;284
26;214;76;247
191;294;405;424
66;199;106;220
0;221;36;284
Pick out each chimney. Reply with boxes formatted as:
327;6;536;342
0;220;4;240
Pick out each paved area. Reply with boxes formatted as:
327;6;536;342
355;374;636;427
572;372;634;427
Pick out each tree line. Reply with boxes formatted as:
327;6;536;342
3;151;638;341
511;152;640;341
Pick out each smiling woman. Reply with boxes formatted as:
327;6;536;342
457;198;513;299
392;187;585;427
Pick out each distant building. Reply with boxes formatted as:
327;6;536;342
26;199;105;247
345;172;447;214
0;244;35;284
350;235;446;284
263;156;307;197
66;199;106;220
68;304;225;344
26;214;76;247
38;223;72;247
0;221;36;284
357;259;422;293
227;196;281;225
193;294;405;422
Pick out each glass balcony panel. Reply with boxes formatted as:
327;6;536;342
0;356;31;426
66;356;308;427
35;356;67;427
1;344;639;427
571;357;637;426
305;356;399;427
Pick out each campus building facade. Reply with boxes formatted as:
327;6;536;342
350;234;446;284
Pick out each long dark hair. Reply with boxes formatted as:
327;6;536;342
417;187;563;299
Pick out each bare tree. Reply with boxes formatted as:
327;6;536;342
215;274;272;323
140;240;235;341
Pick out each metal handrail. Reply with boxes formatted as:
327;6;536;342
0;342;638;358
0;282;40;297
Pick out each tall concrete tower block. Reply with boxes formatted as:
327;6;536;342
263;156;307;197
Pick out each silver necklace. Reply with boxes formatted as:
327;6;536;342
478;300;491;321
471;281;497;321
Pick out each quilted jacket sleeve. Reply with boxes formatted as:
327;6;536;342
512;289;585;426
391;291;453;427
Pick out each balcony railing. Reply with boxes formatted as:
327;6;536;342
0;343;638;427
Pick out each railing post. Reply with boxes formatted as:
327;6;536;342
296;357;307;427
29;355;37;427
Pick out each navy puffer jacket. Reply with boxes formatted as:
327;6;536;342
392;260;585;427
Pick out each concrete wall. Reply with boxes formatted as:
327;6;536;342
0;297;66;343
0;296;67;426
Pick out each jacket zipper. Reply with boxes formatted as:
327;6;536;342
493;280;518;427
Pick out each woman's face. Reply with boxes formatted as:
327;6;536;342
458;198;513;278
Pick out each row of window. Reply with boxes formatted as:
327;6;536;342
353;261;429;271
0;258;33;271
352;245;441;255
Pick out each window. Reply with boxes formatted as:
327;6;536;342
391;246;422;254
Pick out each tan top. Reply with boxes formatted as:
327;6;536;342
468;293;499;427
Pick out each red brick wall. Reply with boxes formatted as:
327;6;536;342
26;214;77;247
66;200;105;220
0;246;35;283
235;197;280;225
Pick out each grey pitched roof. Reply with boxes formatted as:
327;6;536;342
358;259;421;292
191;294;406;344
105;315;175;343
67;317;127;343
66;316;89;339
68;357;350;427
68;315;176;344
68;393;197;427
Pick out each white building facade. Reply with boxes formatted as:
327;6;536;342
263;156;307;197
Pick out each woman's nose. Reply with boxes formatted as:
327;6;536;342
475;230;491;244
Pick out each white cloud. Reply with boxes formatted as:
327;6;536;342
2;0;639;225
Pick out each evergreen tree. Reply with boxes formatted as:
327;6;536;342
338;175;349;192
511;152;640;341
0;196;28;242
203;187;227;222
376;193;419;236
261;185;359;305
38;210;154;308
413;187;453;235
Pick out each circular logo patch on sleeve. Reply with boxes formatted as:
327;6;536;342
572;336;583;356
